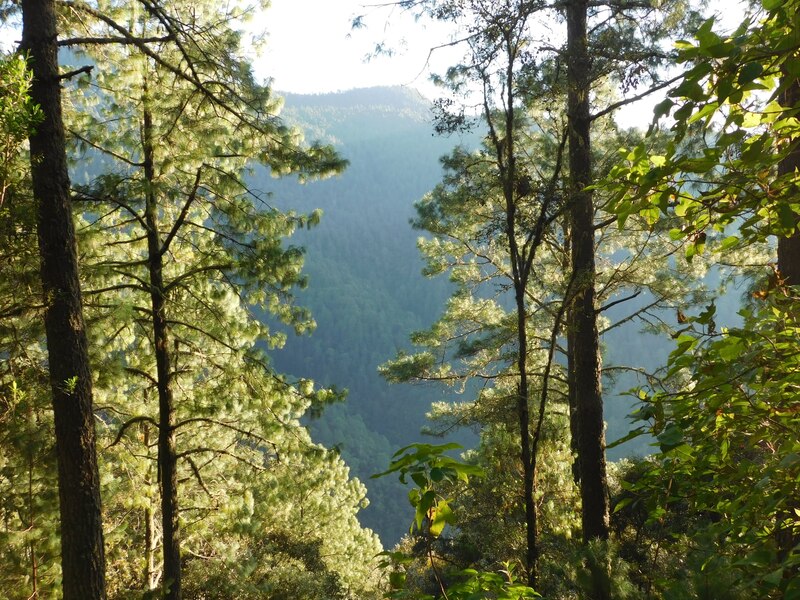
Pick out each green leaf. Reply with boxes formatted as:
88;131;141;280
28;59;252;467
688;101;719;124
778;453;800;468
719;235;740;251
653;98;675;121
658;423;684;450
718;339;745;361
675;79;706;102
613;496;635;513
429;499;454;536
608;426;647;449
738;62;764;85
389;571;406;589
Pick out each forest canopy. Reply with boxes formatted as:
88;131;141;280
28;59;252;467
1;0;799;599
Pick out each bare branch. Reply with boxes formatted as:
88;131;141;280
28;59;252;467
107;415;158;449
58;64;93;80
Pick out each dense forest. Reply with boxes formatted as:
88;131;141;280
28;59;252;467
1;0;799;599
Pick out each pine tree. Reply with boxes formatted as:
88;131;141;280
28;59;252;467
565;0;609;544
52;2;381;597
19;3;107;598
376;0;705;590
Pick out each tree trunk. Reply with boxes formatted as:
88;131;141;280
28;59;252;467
498;55;538;587
566;0;610;545
143;423;159;591
20;3;107;599
567;303;581;485
778;74;800;288
142;101;182;600
513;278;537;588
776;62;800;571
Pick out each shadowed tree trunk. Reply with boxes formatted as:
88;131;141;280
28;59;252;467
565;0;610;545
776;62;800;571
20;1;106;598
141;97;182;600
778;74;800;288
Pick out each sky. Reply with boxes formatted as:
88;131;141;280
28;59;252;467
253;0;749;127
254;0;457;97
0;1;749;122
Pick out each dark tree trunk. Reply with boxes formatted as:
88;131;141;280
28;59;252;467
778;235;800;286
498;56;538;588
776;65;800;570
567;302;580;485
563;226;581;485
566;0;610;545
500;110;538;591
20;2;107;598
142;423;159;591
778;74;800;288
142;103;181;600
513;277;538;588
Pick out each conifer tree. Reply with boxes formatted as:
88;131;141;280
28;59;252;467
565;0;609;544
376;0;704;589
56;3;352;596
3;2;383;597
19;3;107;598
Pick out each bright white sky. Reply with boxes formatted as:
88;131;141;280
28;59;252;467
254;0;748;126
254;0;456;97
0;1;749;121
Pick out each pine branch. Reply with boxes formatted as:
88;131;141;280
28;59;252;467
590;73;683;122
160;167;203;256
107;415;159;449
58;64;93;80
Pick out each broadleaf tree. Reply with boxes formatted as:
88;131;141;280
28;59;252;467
602;0;800;593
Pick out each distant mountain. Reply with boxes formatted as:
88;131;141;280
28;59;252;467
253;86;740;546
282;86;433;114
254;86;475;545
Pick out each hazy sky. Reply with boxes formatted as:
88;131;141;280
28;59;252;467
256;0;747;124
256;0;456;96
0;1;748;121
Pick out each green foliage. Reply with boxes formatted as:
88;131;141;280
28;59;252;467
1;4;382;598
374;443;483;537
375;443;540;599
604;1;800;258
0;52;41;207
444;565;539;600
619;288;800;596
574;540;637;600
0;49;61;600
0;382;62;599
599;3;800;595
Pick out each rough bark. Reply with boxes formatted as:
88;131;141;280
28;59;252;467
778;73;800;288
20;2;107;598
776;62;800;571
565;0;610;544
142;101;182;600
567;302;580;485
143;423;159;591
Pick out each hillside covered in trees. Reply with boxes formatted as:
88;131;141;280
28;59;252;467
1;0;799;599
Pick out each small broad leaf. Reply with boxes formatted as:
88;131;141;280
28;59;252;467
738;62;764;85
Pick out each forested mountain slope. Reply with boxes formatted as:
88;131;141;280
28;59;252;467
254;86;705;544
254;87;469;544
